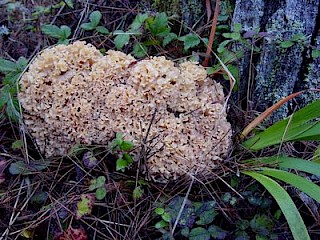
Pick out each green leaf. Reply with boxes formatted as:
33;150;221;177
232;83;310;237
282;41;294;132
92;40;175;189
230;32;241;40
181;227;190;237
95;187;107;200
0;58;17;73
120;141;134;151
314;145;320;163
64;0;74;8
259;167;320;202
280;41;295;48
9;161;47;175
196;209;218;225
189;227;211;240
89;10;102;28
233;23;242;32
222;33;232;39
60;25;71;39
243;100;320;150
249;214;273;236
155;207;165;215
130;13;148;30
114;31;130;49
290;33;305;42
179;33;200;51
76;194;94;219
16;57;28;71
154;220;168;229
311;49;320;58
132;43;148;58
243;171;311;240
252;156;320;177
80;22;95;31
133;186;143;200
95;26;109;34
41;24;62;38
162;32;177;47
12;139;23;149
96;176;106;188
145;12;170;36
116;158;128;171
208;225;228;239
161;212;171;222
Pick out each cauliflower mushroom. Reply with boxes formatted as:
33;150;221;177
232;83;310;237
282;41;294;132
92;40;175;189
19;41;232;182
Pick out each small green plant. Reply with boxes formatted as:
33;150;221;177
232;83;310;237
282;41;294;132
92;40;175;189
0;57;27;121
41;24;71;44
89;176;107;200
112;12;202;57
278;33;307;49
241;99;320;240
154;196;228;240
76;194;94;219
80;10;109;35
110;132;134;171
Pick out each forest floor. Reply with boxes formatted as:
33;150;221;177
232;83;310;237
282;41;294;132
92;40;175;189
0;1;319;240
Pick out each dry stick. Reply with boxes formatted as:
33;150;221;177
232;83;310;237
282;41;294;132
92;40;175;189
240;90;306;140
205;0;212;22
203;0;220;67
171;177;194;235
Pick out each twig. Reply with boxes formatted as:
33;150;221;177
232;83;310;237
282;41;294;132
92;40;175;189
203;0;220;67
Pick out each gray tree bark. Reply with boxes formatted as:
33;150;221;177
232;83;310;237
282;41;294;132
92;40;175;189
233;0;320;122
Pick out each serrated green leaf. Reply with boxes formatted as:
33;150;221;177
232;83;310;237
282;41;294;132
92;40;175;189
133;186;143;200
189;227;211;240
41;24;62;38
243;171;311;240
145;12;169;36
0;58;17;73
179;33;200;51
208;225;228;239
249;214;273;236
95;26;109;34
132;43;147;58
76;194;94;219
259;167;320;202
162;32;177;47
130;13;148;30
89;10;102;28
80;22;95;31
114;31;130;49
12;139;23;149
196;209;218;225
280;41;295;48
154;220;168;229
155;207;165;215
96;187;107;200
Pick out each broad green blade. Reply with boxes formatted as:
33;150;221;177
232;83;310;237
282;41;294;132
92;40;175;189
243;100;320;151
259;168;320;202
243;171;310;240
249;156;320;176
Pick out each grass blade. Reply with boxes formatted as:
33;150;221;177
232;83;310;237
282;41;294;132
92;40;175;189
243;171;311;240
250;156;320;176
243;99;320;150
259;168;320;202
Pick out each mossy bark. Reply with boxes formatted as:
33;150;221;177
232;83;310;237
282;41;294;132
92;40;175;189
233;0;320;122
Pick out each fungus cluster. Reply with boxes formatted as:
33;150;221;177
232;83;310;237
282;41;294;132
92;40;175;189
19;41;232;182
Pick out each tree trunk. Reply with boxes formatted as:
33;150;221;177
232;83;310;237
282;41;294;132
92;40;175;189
233;0;320;122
